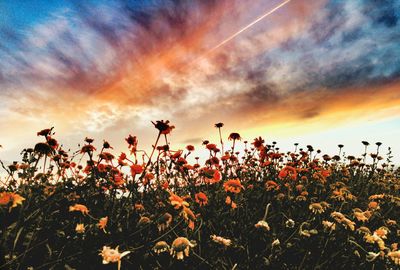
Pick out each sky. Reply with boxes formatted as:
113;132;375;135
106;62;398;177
0;0;400;165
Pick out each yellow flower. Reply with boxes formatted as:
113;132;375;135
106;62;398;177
170;237;195;260
388;250;400;265
69;204;89;215
309;203;324;214
322;220;336;231
75;223;85;233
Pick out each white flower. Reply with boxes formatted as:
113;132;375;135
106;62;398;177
99;246;130;264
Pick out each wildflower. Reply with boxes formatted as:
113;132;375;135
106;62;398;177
322;220;336;231
388;250;400;265
285;219;295;228
99;246;130;265
137;216;151;227
69;204;89;215
1;192;25;211
309;203;325;214
265;180;280;191
374;227;389;239
353;209;372;222
153;241;170;254
228;133;241;141
186;145;195;151
386;219;397;226
195;192;208;206
255;220;270;231
34;142;53;155
157;213;172;232
368;201;380;210
99;152;115;162
278;166;297;180
206;143;217;151
211;235;232;247
215;123;224;128
75;223;85;234
357;226;371;235
80;144;96;154
152;120;175;135
130;164;143;176
252;137;265;149
134;203;145;212
272;239;280;248
225;196;237;209
37;128;52;136
169;192;189;209
223;179;244;193
170;237;195;260
181;206;196;230
98;217;108;232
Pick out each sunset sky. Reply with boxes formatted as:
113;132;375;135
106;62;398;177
0;0;399;164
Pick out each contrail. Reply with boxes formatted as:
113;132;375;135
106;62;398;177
205;0;291;56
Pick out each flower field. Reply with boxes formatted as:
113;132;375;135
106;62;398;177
0;121;399;270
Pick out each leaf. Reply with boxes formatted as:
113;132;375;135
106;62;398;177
13;226;24;251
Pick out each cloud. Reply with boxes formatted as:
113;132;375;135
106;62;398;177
0;0;400;163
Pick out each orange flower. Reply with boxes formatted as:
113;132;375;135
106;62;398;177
75;223;85;233
98;216;108;232
225;196;237;209
368;201;379;210
169;192;189;209
195;192;208;206
223;179;244;193
69;204;89;215
0;192;25;211
0;192;12;205
278;166;297;180
265;180;280;191
181;206;196;230
130;164;143;175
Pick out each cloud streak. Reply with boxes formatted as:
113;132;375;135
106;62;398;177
0;0;399;161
